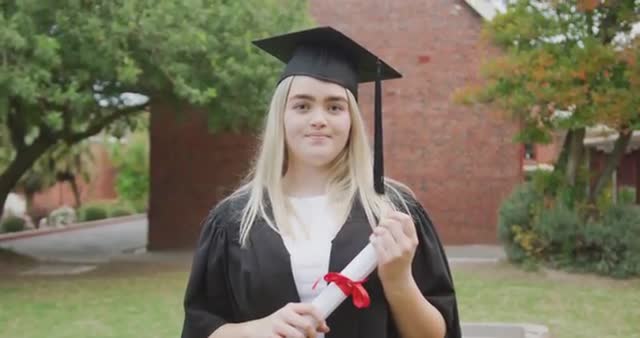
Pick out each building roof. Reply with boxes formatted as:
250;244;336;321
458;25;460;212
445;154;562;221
584;126;640;154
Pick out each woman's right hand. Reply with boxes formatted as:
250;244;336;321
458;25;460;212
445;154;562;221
247;302;330;338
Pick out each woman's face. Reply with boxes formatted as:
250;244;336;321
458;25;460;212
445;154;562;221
284;76;352;169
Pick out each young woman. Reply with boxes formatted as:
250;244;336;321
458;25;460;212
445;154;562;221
181;27;461;338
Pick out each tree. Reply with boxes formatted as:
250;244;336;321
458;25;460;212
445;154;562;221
50;140;96;208
4;119;98;220
109;129;150;213
0;0;312;219
15;167;52;225
456;0;640;207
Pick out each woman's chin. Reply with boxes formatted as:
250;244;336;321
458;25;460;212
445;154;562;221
297;153;338;168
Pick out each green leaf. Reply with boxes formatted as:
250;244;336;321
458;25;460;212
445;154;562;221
1;0;312;191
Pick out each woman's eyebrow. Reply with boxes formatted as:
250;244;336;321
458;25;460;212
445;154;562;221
289;94;315;101
288;94;347;103
326;96;348;103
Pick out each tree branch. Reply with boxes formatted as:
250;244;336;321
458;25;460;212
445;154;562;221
554;130;573;173
589;129;633;203
0;131;56;219
62;106;72;138
7;98;26;151
566;127;586;186
598;3;623;45
61;104;149;145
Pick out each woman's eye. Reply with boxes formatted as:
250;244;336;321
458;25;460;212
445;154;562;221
330;105;345;112
294;103;309;110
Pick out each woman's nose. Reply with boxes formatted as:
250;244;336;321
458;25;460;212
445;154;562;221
309;109;327;127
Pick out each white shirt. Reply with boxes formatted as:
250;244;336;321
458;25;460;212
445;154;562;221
281;194;341;338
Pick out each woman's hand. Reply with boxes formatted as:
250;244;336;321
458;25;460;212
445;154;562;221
370;209;419;287
245;302;330;338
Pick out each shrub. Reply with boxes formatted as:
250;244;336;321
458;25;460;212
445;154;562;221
110;205;135;217
110;132;149;212
580;205;640;278
498;182;541;262
78;204;109;222
2;217;26;233
498;179;640;278
533;204;582;263
47;206;77;227
618;186;636;205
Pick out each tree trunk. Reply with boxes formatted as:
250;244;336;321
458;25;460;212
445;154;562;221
637;154;640;205
553;130;573;175
566;128;586;186
25;192;37;228
588;130;633;204
68;176;81;208
0;138;54;220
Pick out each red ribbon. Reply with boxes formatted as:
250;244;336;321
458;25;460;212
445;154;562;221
313;272;371;309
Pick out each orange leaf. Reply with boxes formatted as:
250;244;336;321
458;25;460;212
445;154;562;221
572;70;587;81
577;0;601;12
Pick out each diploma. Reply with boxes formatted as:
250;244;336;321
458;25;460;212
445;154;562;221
311;243;378;318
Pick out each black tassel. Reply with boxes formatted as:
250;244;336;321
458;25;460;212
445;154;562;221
374;59;384;195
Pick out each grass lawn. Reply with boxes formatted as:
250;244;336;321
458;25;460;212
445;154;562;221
0;258;638;338
454;263;640;338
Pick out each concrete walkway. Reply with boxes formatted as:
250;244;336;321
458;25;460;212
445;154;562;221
0;216;147;263
0;216;505;264
446;244;507;264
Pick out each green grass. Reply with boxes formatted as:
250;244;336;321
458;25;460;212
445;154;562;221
0;262;638;338
0;267;188;338
454;263;640;338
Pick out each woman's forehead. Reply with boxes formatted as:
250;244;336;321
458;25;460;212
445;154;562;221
288;75;348;100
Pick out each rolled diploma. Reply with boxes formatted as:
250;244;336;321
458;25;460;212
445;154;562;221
311;243;378;319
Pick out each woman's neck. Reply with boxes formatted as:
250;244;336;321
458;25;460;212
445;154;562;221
283;162;330;197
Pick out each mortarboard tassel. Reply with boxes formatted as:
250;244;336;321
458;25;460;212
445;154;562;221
374;59;384;195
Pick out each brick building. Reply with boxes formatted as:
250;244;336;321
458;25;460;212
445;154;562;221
587;131;640;203
525;128;640;204
148;0;523;250
15;142;118;223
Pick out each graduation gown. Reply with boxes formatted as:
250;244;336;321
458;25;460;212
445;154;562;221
181;188;461;338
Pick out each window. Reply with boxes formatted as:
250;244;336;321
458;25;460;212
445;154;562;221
524;143;536;160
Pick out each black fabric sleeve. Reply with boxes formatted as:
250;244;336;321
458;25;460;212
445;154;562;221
409;200;462;338
387;184;462;338
181;205;234;338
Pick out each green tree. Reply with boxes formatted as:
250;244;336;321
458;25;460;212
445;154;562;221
0;0;312;219
9;129;102;225
110;130;149;213
457;0;640;206
50;140;95;208
15;167;52;223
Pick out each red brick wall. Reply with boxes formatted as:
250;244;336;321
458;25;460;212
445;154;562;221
309;0;521;243
534;142;562;164
148;104;257;250
27;143;118;220
147;0;522;249
590;149;640;201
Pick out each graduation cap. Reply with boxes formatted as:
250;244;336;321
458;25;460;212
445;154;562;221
252;26;402;195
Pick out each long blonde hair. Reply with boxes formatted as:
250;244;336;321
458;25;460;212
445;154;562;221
225;75;414;246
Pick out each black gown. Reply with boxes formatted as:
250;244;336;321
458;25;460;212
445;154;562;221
181;187;462;338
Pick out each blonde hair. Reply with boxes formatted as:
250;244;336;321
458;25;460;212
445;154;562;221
225;76;414;246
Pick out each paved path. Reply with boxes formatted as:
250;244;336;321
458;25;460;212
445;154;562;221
0;217;147;263
0;216;505;264
446;244;507;263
